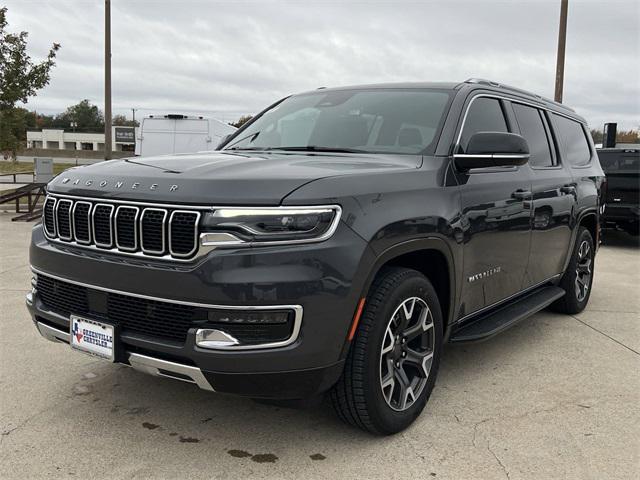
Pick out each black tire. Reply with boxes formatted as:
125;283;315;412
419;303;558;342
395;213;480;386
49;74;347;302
552;226;595;314
330;267;443;435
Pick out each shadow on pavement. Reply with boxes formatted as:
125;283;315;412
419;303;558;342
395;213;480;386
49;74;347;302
601;228;640;249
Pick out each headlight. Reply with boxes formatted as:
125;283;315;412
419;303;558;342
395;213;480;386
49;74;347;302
200;206;341;246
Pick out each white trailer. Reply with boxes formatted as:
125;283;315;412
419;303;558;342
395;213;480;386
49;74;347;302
135;114;237;157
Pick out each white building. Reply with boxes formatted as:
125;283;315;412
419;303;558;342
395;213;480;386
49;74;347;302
27;126;137;152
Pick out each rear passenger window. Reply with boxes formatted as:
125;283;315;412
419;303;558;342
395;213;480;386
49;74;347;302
512;103;554;167
459;97;508;152
552;114;591;166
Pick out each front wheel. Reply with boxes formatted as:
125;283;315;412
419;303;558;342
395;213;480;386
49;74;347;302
330;267;443;435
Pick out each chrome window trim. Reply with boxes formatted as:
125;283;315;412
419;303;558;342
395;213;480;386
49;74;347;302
42;197;57;238
169;210;201;258
140;208;168;255
54;199;74;241
72;201;92;244
114;205;140;252
92;203;115;248
31;266;304;352
454;92;588;153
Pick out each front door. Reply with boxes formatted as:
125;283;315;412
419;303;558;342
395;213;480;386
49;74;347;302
456;96;532;317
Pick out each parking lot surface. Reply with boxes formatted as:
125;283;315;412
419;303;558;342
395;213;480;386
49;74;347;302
1;214;638;479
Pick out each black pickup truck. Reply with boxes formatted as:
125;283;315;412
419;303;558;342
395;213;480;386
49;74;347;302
26;79;604;434
598;146;639;236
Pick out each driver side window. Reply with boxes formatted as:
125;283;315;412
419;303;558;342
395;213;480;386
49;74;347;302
459;97;508;153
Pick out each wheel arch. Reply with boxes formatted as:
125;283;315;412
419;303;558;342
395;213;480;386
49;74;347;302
560;208;599;275
357;238;457;340
579;210;598;245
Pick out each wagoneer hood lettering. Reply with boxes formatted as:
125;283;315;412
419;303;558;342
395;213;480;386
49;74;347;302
47;152;420;204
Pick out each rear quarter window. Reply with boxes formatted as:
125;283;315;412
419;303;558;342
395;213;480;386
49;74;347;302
552;114;591;167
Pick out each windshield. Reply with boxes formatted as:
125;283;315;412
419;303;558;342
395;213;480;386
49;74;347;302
222;88;453;155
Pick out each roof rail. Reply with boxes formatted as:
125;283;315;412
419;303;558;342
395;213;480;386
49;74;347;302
464;78;575;112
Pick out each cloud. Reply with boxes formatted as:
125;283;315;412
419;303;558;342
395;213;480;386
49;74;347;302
6;0;639;129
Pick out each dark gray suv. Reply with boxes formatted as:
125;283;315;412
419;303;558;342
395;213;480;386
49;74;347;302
27;79;604;434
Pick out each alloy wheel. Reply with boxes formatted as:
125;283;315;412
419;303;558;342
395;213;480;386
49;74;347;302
575;240;592;302
379;297;435;412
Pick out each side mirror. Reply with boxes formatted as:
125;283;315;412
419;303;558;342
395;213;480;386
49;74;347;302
454;132;530;170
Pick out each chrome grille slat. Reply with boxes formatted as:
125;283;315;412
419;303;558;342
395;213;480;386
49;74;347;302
140;208;167;255
43;197;57;237
115;205;139;251
55;199;74;241
92;204;115;248
169;210;200;258
42;195;201;261
72;201;92;244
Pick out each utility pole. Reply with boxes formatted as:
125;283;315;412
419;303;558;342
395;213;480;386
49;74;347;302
131;108;137;125
554;0;569;103
104;0;112;160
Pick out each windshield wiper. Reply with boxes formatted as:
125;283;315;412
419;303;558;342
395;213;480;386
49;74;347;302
269;146;368;154
224;131;261;150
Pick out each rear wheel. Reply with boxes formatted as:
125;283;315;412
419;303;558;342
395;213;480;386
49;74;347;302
552;226;594;314
330;267;443;435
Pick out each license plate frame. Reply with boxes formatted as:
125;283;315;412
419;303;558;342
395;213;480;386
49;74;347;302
70;315;116;361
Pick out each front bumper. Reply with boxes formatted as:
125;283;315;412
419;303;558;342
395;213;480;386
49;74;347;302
28;221;369;398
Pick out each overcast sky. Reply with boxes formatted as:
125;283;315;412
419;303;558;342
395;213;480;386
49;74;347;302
5;0;639;129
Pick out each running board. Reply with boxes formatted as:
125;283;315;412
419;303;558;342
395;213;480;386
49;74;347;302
449;286;565;343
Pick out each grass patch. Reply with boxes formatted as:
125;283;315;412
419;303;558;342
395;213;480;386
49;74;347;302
0;161;76;176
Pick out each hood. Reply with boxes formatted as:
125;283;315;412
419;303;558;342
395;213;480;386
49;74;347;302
46;151;420;205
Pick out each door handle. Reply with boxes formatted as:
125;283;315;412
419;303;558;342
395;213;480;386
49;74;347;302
560;185;576;194
511;189;531;200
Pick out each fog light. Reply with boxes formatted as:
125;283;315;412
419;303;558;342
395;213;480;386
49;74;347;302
206;310;290;324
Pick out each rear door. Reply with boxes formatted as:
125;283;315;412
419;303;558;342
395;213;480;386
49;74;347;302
510;102;576;286
457;96;533;316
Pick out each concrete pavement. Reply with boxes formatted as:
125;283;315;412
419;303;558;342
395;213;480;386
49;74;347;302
1;214;638;479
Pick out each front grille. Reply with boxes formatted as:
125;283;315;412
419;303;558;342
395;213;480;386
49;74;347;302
36;274;295;345
43;195;201;260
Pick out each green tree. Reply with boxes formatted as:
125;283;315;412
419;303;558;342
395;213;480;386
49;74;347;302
230;115;253;129
112;114;139;127
55;99;104;131
0;107;35;159
0;7;60;158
